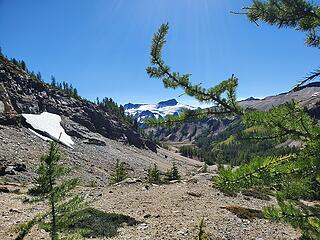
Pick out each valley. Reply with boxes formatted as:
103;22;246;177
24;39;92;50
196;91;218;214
1;1;320;239
0;45;316;240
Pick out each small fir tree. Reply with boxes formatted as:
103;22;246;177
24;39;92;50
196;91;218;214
147;164;161;184
166;162;181;181
11;58;19;66
51;75;57;88
20;60;26;71
16;142;84;240
110;159;128;184
133;119;139;131
73;88;78;99
36;71;42;82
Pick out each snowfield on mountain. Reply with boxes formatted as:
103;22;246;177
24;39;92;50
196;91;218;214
124;99;196;123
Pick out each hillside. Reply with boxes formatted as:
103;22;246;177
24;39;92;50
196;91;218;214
0;56;156;150
150;84;320;143
0;56;170;185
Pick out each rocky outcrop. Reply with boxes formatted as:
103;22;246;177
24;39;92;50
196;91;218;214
0;56;156;151
0;80;18;125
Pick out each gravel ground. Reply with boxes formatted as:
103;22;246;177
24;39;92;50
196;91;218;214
0;125;202;185
96;177;300;240
0;176;300;240
0;125;300;239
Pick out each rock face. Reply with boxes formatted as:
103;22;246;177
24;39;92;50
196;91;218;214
0;56;156;151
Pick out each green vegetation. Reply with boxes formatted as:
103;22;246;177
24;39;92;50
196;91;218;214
88;180;97;188
146;22;242;127
200;162;208;173
157;141;170;150
147;164;161;184
165;162;181;181
147;1;320;238
109;159;128;184
242;0;320;49
0;51;82;100
242;0;320;90
179;145;200;159
50;75;81;100
15;144;138;240
7;56;44;83
96;97;135;126
182;120;297;166
216;102;320;238
195;218;211;240
16;142;85;240
146;163;181;184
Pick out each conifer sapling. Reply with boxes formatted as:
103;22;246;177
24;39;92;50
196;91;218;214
17;141;85;240
110;159;128;184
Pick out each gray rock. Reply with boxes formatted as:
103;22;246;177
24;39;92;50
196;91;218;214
0;101;4;114
114;178;142;186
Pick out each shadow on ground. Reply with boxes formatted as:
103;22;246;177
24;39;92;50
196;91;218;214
65;207;140;238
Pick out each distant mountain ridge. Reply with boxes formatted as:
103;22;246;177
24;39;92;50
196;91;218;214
124;99;196;123
150;83;320;143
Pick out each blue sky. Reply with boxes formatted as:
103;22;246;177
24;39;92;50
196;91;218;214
0;0;319;106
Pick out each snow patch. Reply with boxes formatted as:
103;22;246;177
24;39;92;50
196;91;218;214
22;112;74;148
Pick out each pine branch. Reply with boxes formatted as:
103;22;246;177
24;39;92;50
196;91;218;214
292;68;320;91
221;154;295;187
15;213;49;240
238;0;320;48
146;23;243;126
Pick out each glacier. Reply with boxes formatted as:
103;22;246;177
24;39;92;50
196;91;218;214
124;99;196;123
